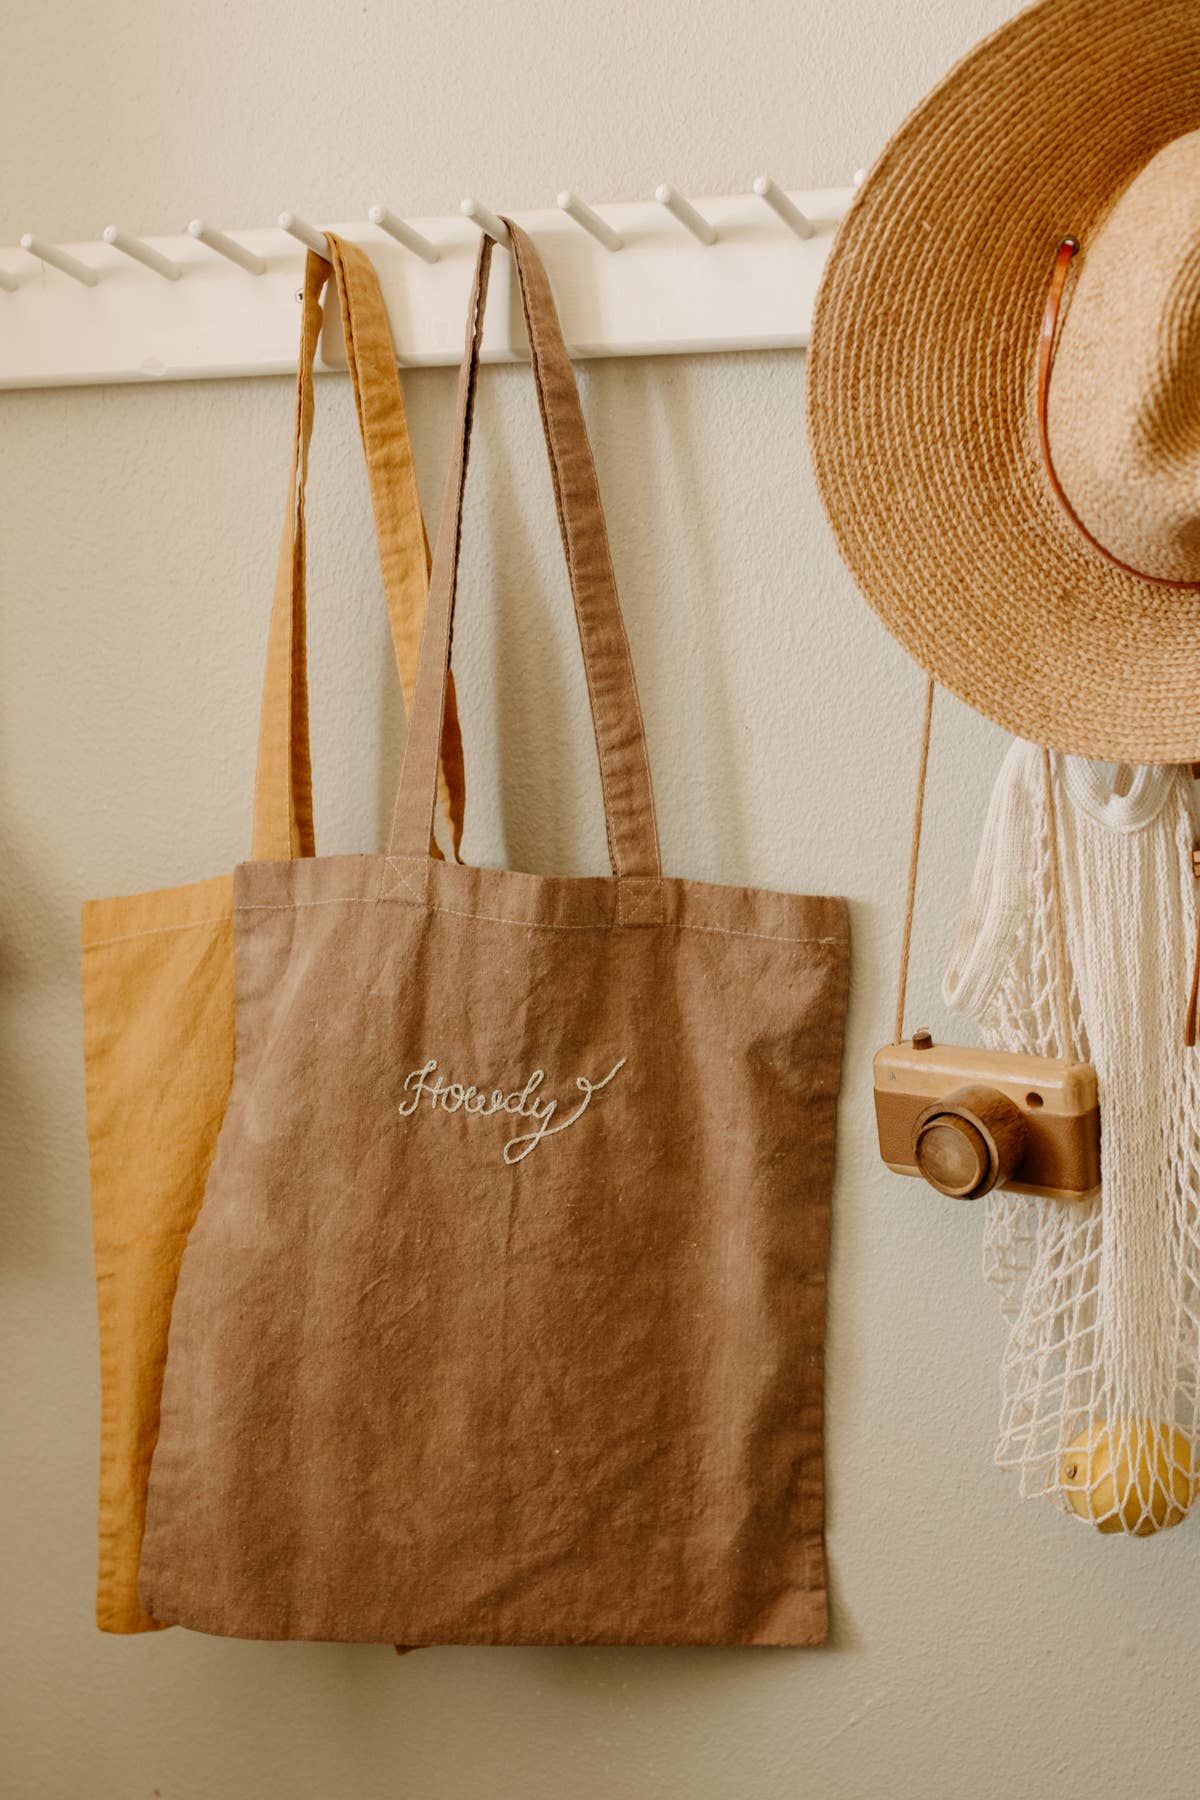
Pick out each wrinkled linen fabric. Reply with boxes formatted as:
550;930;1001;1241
138;224;849;1648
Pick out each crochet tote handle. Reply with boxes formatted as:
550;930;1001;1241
893;678;1074;1057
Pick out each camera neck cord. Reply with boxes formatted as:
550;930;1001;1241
893;677;1073;1060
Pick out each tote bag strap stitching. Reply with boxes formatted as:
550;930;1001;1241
380;854;431;907
614;875;663;926
252;242;465;864
386;225;662;915
238;887;841;947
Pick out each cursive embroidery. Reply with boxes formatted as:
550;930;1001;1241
398;1057;627;1164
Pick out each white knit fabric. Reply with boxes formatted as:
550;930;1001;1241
944;742;1200;1528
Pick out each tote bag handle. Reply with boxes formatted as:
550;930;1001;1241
253;235;466;862
388;223;661;901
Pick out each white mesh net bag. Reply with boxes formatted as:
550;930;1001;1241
944;741;1200;1535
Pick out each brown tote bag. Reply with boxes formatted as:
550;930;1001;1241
139;223;850;1648
80;235;463;1633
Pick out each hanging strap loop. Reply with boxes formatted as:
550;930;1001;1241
252;236;466;863
386;223;662;892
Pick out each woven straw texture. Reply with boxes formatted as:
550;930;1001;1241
808;0;1200;762
1047;132;1200;586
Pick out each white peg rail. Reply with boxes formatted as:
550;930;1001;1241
0;186;853;391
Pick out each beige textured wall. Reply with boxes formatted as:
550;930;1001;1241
3;2;1192;1796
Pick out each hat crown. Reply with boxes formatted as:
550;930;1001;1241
1047;130;1200;584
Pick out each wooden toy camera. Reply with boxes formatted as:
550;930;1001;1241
874;1030;1101;1202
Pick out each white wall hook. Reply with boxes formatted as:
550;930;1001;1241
654;184;717;246
187;219;266;276
751;176;814;241
367;205;440;264
853;168;867;188
19;234;100;287
102;227;182;281
278;211;331;257
0;184;857;388
460;199;511;248
556;191;623;251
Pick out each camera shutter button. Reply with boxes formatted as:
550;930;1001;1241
912;1084;1029;1200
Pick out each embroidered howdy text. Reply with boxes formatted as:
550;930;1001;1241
398;1057;626;1164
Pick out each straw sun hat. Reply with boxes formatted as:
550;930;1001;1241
808;0;1200;762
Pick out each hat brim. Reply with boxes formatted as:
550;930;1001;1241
807;0;1200;762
